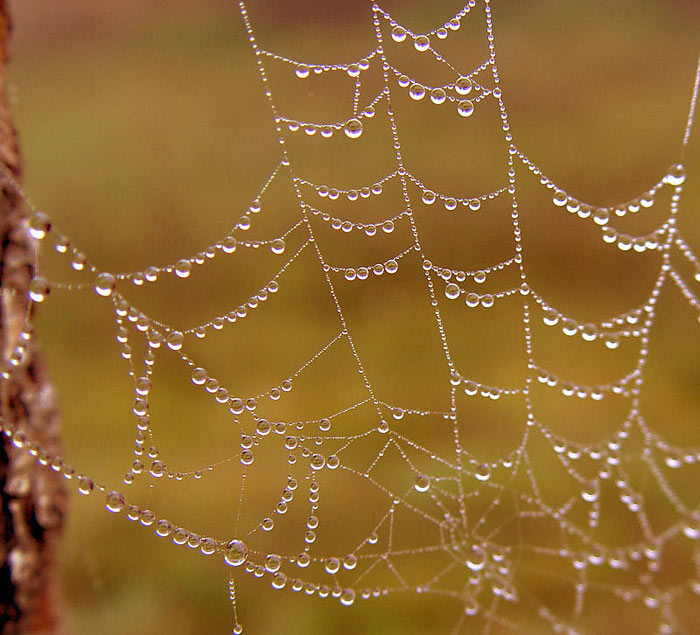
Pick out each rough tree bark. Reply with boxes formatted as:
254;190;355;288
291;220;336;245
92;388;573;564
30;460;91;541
0;2;65;633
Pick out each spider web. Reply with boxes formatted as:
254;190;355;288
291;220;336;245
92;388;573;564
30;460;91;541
4;1;700;633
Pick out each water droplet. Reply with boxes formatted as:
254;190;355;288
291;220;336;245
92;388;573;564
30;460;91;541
409;83;425;100
413;35;430;52
422;190;437;204
344;118;363;139
295;64;310;79
340;588;356;606
430;87;446;104
310;454;326;470
155;519;173;537
270;238;285;255
265;553;282;572
391;26;406;42
78;476;94;495
414;474;430;492
343;554;358;570
552;191;568;207
95;273;115;297
106;491;125;512
28;212;51;240
224;540;248;567
167;331;184;351
240;449;254;466
465;293;479;308
29;278;50;303
664;163;685;186
445;283;460;300
480;294;494;308
455;76;472;95
175;259;192;278
475;463;491;481
473;270;486;284
468;198;481;211
457;100;474;117
325;557;340;574
385;260;399;274
464;598;479;616
466;545;487;571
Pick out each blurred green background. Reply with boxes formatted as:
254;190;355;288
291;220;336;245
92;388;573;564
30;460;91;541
8;0;700;633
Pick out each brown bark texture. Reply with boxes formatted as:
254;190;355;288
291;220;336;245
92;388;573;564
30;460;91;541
0;1;65;633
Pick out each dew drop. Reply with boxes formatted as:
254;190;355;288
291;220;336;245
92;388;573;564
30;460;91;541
105;490;125;513
475;463;491;482
422;190;437;205
78;476;94;495
430;87;446;104
414;474;430;492
265;553;282;573
310;454;326;470
408;28;432;52
391;26;407;42
473;270;486;284
340;588;356;606
295;64;310;79
95;272;115;297
664;163;686;186
191;367;207;385
455;76;472;95
224;539;248;567
409;83;426;100
344;118;363;139
29;278;50;303
270;238;286;254
552;191;568;207
175;259;192;278
445;283;460;300
166;331;184;351
28;212;51;240
325;557;340;574
457;100;474;117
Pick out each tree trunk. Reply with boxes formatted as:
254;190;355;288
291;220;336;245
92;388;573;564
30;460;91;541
0;1;65;633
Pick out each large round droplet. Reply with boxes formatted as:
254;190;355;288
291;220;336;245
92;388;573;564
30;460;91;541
340;588;356;606
166;331;184;351
105;490;125;513
295;64;310;79
391;26;407;42
344;118;363;139
430;87;446;104
664;163;686;186
409;83;426;100
445;283;460;300
310;454;326;470
29;278;50;303
224;539;248;566
457;100;474;117
455;76;472;95
413;35;430;52
325;557;340;574
95;272;115;297
475;463;491;481
175;259;192;278
191;367;207;385
265;553;282;573
414;474;430;492
270;238;286;255
28;212;51;240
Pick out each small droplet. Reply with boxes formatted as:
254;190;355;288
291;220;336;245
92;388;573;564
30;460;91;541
29;278;50;303
95;272;115;297
78;476;94;495
454;76;472;95
457;100;474;117
270;239;285;255
224;539;248;567
344;118;363;139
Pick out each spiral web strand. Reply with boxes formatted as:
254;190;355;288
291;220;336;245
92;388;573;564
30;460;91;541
3;2;700;633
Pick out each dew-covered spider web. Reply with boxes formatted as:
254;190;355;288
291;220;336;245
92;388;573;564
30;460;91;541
5;1;700;633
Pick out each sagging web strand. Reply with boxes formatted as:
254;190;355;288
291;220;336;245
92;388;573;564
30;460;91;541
2;1;700;633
